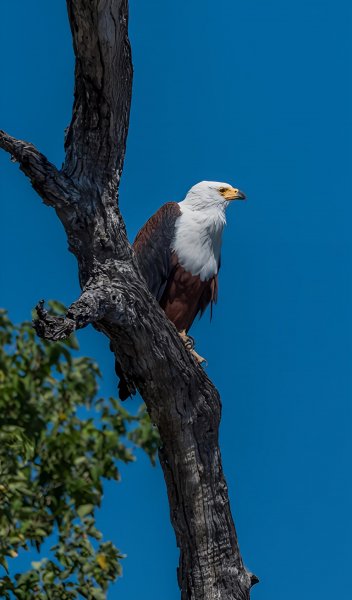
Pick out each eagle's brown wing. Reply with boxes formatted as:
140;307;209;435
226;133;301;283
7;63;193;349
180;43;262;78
133;202;182;301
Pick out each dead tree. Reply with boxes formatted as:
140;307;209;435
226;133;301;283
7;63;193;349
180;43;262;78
0;1;257;598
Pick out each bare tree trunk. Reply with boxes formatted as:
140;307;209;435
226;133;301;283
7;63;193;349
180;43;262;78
0;1;258;598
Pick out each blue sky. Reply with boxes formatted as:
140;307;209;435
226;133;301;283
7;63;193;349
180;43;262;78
0;1;351;598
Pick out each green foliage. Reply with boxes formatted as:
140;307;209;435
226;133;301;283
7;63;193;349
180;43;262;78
0;306;159;598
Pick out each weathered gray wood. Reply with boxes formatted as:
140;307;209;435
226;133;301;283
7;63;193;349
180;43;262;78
0;1;257;598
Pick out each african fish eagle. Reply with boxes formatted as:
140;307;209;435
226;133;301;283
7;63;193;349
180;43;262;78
133;181;246;363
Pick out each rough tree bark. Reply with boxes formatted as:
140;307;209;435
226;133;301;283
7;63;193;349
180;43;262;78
0;2;258;599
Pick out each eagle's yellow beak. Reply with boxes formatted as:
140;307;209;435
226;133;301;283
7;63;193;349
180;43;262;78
222;187;246;201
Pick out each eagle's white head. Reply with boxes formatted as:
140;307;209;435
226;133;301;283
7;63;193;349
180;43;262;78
174;180;246;280
181;180;246;211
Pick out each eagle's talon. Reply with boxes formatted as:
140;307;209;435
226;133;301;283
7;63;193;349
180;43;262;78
179;330;194;349
179;330;206;364
191;349;207;365
184;335;195;350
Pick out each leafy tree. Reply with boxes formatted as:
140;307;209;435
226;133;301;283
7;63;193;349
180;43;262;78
0;304;159;599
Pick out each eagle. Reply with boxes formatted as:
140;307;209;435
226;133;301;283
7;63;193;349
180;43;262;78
135;180;245;352
117;181;245;399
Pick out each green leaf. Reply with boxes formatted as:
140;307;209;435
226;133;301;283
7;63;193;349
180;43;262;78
89;589;106;600
47;300;68;314
76;504;94;519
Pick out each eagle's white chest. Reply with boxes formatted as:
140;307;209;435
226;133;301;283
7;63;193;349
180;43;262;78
171;204;226;281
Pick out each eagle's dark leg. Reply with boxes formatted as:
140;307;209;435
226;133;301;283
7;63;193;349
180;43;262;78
179;330;207;365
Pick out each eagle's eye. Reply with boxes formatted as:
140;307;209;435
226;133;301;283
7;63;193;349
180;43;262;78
219;187;228;193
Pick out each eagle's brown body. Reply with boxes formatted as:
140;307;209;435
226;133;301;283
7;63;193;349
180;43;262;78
133;202;218;332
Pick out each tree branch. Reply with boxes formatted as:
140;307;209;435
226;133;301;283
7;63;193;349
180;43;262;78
2;1;257;598
34;278;118;340
64;0;132;184
34;301;76;341
0;130;75;209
